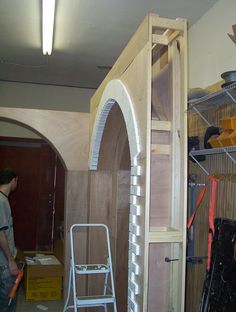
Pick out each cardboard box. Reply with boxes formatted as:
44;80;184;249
24;252;63;301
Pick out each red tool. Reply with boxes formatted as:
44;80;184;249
8;268;24;306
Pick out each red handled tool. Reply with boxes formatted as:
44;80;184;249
8;264;24;306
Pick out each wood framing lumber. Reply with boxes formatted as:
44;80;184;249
151;120;171;131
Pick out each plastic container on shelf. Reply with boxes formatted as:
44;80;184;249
220;116;233;129
217;130;234;147
229;130;236;145
220;115;236;130
207;136;222;148
231;116;236;129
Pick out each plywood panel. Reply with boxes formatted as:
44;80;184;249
121;42;151;157
90;14;150;120
88;171;113;301
0;107;89;171
88;170;130;312
152;46;170;120
98;105;130;171
64;170;88;302
115;171;130;312
150;154;171;227
148;243;170;312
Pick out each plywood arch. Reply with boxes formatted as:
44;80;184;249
0;106;90;300
89;13;187;312
89;79;145;311
0;107;89;171
89;79;141;170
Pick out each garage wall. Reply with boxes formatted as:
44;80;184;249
189;0;236;88
0;81;94;137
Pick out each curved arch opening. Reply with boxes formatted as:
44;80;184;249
0;118;66;302
0;116;66;169
89;79;140;170
89;104;131;311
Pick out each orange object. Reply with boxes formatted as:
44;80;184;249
220;116;232;129
207;136;221;148
187;175;219;271
230;116;236;129
8;270;24;306
217;130;234;147
220;115;236;130
229;129;236;145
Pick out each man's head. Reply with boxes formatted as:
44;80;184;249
0;168;18;192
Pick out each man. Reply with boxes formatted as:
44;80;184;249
0;168;18;312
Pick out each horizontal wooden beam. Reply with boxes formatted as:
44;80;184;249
151;120;171;131
150;14;186;32
152;34;168;45
151;144;170;155
148;228;183;243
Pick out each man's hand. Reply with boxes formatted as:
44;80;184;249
9;258;18;276
0;231;18;275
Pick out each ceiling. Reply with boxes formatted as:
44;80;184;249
0;0;218;89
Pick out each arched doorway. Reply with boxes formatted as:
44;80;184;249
89;104;130;311
89;80;143;311
0;107;90;302
0;134;65;253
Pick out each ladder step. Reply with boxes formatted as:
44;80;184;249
75;264;110;274
76;295;115;307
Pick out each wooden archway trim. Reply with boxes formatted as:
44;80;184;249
89;79;141;170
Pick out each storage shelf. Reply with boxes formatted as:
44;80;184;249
188;82;236;112
190;146;236;156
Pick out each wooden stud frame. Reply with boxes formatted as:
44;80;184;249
89;14;187;312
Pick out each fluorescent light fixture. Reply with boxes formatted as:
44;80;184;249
42;0;56;55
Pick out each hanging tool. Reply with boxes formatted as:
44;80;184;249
188;175;206;265
188;175;219;271
8;263;25;306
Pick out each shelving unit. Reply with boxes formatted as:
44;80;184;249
188;81;236;112
188;82;236;175
190;146;236;156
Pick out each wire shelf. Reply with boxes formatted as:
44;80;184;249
188;82;236;112
190;146;236;156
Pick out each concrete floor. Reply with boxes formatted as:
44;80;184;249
16;286;64;312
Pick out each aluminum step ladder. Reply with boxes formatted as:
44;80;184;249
63;224;117;312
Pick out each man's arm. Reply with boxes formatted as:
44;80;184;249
0;231;18;275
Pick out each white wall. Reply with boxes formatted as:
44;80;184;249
189;0;236;88
0;81;95;138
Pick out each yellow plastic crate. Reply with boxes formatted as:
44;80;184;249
220;116;232;130
217;130;234;147
220;115;236;130
229;129;236;146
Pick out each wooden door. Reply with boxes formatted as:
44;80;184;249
0;137;64;251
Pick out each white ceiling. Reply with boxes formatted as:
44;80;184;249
0;0;218;89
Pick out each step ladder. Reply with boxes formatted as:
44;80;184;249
63;224;117;312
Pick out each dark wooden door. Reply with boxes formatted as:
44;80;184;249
0;137;64;251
